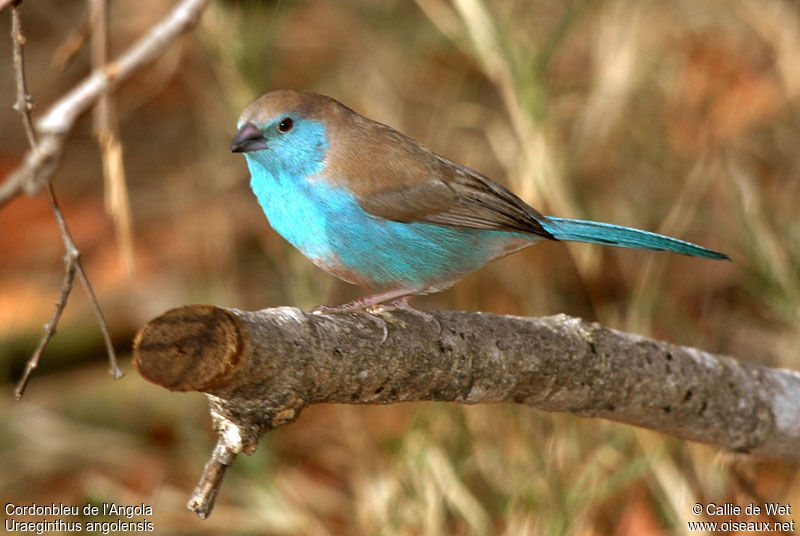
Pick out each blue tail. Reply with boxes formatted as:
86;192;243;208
540;217;730;260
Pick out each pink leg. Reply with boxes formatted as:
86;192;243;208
313;292;441;334
311;290;442;343
311;289;417;344
312;288;417;313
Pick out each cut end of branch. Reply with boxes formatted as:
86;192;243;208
132;305;246;392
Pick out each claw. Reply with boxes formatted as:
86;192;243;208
382;296;442;335
311;304;342;314
309;292;440;345
309;304;389;344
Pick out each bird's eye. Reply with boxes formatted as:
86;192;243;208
278;117;293;133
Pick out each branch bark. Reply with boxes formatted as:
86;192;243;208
133;305;800;517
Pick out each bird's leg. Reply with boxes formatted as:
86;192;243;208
311;289;415;343
311;288;414;314
380;295;416;310
310;289;445;342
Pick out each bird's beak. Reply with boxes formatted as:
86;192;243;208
230;122;268;153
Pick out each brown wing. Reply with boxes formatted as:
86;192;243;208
320;103;554;239
357;161;554;239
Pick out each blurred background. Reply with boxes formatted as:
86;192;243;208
1;0;799;533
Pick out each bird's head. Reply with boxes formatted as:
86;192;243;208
231;90;349;177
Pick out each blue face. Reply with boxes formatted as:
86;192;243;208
242;115;328;179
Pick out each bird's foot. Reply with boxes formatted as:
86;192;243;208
310;294;440;342
379;296;442;335
311;302;390;343
311;304;356;314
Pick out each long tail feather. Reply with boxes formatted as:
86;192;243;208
541;217;730;260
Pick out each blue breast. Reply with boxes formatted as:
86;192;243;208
247;162;531;291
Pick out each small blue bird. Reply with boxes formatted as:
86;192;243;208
231;90;728;311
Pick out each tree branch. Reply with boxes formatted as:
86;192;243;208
10;1;36;147
0;0;210;208
6;0;211;397
15;241;77;399
13;184;125;400
9;1;123;399
132;305;800;518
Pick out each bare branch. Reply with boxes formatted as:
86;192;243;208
132;305;800;517
14;242;76;400
9;0;123;397
47;184;123;381
13;184;124;399
187;437;237;519
0;0;210;208
10;2;36;146
37;0;209;135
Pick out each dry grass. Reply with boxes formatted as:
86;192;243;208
2;0;799;533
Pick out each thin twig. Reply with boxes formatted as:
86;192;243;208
0;0;210;209
10;1;35;146
5;0;62;202
13;182;123;398
10;0;123;399
187;436;237;519
47;183;124;382
14;249;77;400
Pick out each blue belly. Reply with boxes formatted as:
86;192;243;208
247;163;532;292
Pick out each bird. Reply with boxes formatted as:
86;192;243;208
231;90;729;312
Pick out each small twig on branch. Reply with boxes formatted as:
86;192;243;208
10;2;35;146
48;184;123;379
132;305;800;518
0;0;210;209
13;183;123;399
14;183;125;399
186;436;237;519
15;241;77;399
9;1;123;399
